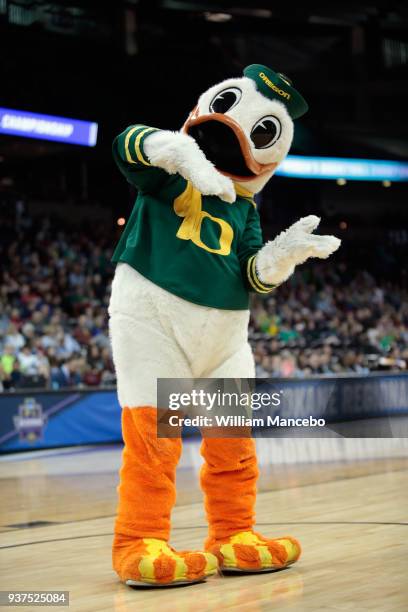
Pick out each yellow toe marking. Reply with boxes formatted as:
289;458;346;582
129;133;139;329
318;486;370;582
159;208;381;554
204;552;218;574
219;543;237;567
143;538;175;558
229;531;259;546
174;556;188;580
138;555;155;580
257;545;273;567
276;539;298;561
141;538;188;581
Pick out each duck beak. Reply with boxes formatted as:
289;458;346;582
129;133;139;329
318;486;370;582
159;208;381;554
182;106;278;182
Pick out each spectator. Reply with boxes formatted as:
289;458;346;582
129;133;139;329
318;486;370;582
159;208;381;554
51;358;82;389
3;360;23;390
18;345;41;377
5;324;25;351
1;345;16;376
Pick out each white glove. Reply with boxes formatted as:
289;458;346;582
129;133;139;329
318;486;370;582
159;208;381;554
144;130;236;203
256;215;341;286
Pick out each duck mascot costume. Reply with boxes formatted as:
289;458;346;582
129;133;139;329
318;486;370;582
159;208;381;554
109;64;340;587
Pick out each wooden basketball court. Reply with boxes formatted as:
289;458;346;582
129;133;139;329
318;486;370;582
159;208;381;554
1;440;407;611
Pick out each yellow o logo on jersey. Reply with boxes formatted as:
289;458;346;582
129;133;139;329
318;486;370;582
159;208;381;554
174;182;233;256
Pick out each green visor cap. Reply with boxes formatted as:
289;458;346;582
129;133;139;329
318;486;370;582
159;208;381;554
243;64;308;119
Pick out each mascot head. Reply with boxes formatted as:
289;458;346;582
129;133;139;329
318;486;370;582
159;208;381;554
183;64;308;194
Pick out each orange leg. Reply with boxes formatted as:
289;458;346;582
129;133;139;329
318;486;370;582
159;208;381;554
200;436;259;543
114;407;182;541
200;435;301;571
113;407;218;585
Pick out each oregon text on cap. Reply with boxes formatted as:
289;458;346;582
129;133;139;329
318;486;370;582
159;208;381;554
258;72;291;100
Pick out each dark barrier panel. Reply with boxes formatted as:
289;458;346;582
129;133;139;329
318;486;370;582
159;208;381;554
0;389;122;452
1;373;408;452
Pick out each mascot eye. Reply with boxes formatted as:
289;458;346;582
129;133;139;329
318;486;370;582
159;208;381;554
209;87;242;114
250;116;281;149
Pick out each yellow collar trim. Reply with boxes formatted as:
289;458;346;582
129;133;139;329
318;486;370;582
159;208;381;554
234;183;256;207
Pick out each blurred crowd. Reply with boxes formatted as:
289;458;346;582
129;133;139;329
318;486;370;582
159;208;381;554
0;210;115;391
0;209;407;391
250;262;408;377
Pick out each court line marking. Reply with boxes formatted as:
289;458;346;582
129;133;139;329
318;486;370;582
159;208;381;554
1;521;408;550
2;461;408;533
3;463;408;533
2;518;408;534
0;444;120;462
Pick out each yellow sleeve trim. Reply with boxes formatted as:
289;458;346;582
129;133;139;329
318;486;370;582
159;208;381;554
247;255;276;293
124;125;157;165
134;127;157;166
124;126;140;164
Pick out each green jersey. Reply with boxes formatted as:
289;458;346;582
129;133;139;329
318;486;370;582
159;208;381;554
112;125;275;310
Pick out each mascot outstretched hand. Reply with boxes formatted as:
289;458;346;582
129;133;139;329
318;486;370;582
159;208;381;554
109;64;340;587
